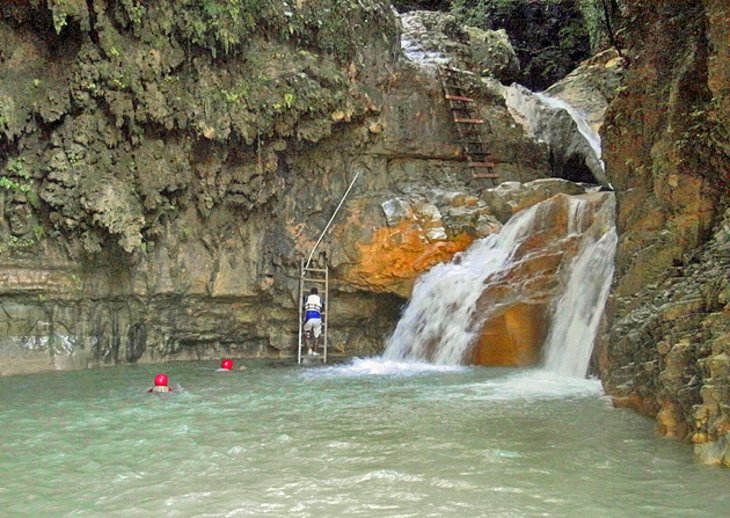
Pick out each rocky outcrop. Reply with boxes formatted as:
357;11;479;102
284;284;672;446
545;49;627;133
331;189;501;298
471;191;615;366
599;0;730;466
400;10;520;82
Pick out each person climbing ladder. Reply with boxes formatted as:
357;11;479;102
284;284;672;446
303;287;323;355
297;169;358;365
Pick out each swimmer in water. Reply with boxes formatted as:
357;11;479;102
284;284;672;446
216;359;233;372
216;359;247;372
147;373;173;393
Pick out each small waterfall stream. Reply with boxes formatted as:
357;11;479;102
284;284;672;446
501;85;607;185
542;227;617;376
534;92;605;171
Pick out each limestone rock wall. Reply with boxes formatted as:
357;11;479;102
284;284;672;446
0;2;560;375
599;0;730;466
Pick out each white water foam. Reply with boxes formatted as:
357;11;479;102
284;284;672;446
459;370;603;402
303;357;468;379
542;228;617;377
534;92;604;169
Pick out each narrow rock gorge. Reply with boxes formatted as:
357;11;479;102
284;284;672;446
0;0;728;466
0;1;596;375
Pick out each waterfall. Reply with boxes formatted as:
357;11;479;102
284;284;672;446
542;227;617;376
383;195;616;376
534;92;604;171
501;84;607;185
400;35;448;66
383;202;546;365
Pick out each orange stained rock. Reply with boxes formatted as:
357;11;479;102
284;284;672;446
471;303;547;366
612;394;660;416
657;400;685;438
345;220;475;297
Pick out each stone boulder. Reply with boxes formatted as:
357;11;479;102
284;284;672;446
399;10;520;82
330;188;502;298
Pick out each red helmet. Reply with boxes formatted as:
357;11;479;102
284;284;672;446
154;373;169;387
221;359;233;370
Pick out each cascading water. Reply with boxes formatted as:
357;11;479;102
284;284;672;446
384;201;555;365
533;92;604;171
542;227;617;376
501;84;608;185
383;193;617;377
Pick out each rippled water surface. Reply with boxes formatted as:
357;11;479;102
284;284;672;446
1;359;729;517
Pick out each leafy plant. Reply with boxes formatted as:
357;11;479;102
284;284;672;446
451;0;591;89
675;98;730;191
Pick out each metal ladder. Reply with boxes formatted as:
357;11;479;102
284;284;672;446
297;259;329;365
438;66;499;184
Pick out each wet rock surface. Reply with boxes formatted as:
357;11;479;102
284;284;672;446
599;0;730;465
399;10;519;82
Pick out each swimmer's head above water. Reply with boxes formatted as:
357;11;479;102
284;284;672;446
148;373;172;393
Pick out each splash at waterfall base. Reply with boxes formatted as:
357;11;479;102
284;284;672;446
384;191;616;375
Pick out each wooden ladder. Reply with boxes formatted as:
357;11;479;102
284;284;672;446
438;66;498;184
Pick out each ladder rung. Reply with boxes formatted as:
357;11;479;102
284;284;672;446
303;278;328;285
445;94;474;102
454;118;484;124
469;161;497;168
472;172;499;178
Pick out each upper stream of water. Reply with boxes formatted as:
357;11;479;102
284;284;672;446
2;359;729;517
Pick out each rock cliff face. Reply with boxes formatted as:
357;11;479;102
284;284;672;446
599;0;730;466
0;2;574;375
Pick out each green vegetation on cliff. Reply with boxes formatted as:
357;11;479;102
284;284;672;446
451;0;591;89
395;0;610;90
0;0;397;256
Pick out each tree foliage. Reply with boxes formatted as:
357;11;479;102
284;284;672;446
392;0;452;12
450;0;591;90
